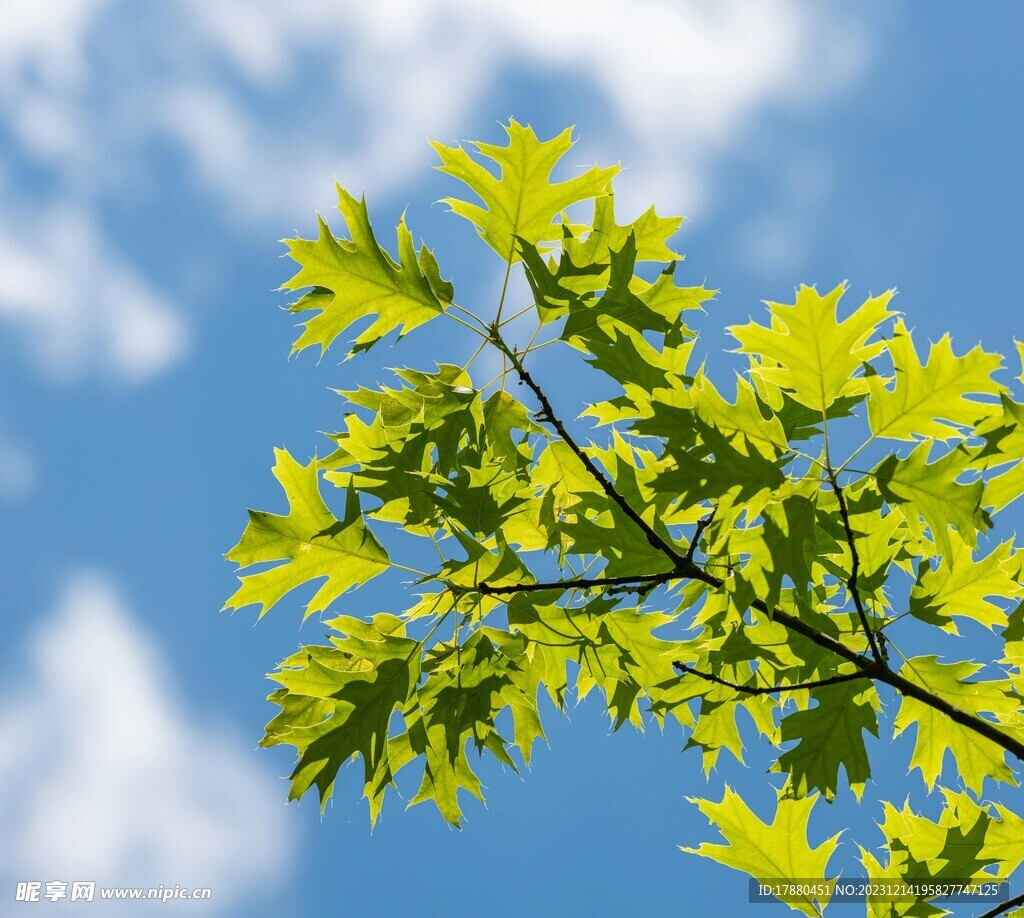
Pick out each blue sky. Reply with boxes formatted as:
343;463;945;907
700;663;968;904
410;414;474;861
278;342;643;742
2;2;1023;915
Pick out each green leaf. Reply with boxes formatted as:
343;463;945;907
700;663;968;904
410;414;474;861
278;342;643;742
323;411;441;532
874;442;989;557
564;192;684;265
283;186;451;357
262;614;420;817
517;230;604;323
431;452;530;537
909;536;1023;632
656;419;786;510
582;320;672;394
860;790;1002;918
324;365;485;531
893;656;1019;792
682;788;840;917
584;327;700;428
482;389;541;472
439;528;533;590
1004;600;1024;666
982;800;1024;880
596;606;688;728
867;318;1003;441
730;283;895;412
561;235;701;347
431;119;618;261
972;394;1024;513
505;594;687;730
774;679;880;802
391;632;530;826
683;691;777;773
560;501;674;577
690;372;790;457
225;449;390;619
845;488;914;604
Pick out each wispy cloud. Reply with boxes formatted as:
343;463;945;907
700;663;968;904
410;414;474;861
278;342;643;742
1;0;189;384
175;0;869;218
0;206;188;384
0;0;872;383
0;572;293;912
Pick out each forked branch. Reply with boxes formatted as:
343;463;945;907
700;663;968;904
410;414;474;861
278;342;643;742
473;324;1024;766
671;662;869;696
451;571;676;596
827;467;883;662
490;332;689;567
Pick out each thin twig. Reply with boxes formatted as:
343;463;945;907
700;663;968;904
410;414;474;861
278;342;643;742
672;663;869;696
680;561;1024;762
683;506;717;565
821;405;882;663
444;301;492;336
454;571;676;596
498;302;537;326
462;337;488;373
453;317;1024;766
828;468;883;662
491;330;688;566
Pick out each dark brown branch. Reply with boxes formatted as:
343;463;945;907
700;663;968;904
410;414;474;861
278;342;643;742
474;322;1024;766
827;468;883;662
451;571;676;596
452;507;717;598
672;662;869;696
683;506;717;565
492;333;689;567
458;536;1024;763
681;560;1024;762
978;891;1024;918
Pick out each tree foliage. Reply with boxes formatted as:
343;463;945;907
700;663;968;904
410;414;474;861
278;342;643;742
226;120;1024;917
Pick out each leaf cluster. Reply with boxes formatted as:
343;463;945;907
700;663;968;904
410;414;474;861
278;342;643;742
226;120;1024;917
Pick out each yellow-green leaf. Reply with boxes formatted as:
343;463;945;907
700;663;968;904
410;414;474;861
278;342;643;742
730;283;895;412
431;119;618;261
225;448;390;619
893;656;1019;792
682;788;840;917
867;318;1002;441
283;185;450;357
909;536;1023;632
875;442;989;557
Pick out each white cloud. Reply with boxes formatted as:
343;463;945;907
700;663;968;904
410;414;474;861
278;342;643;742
0;573;293;912
0;0;106;86
0;0;872;385
0;207;189;384
173;0;868;219
0;0;186;384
